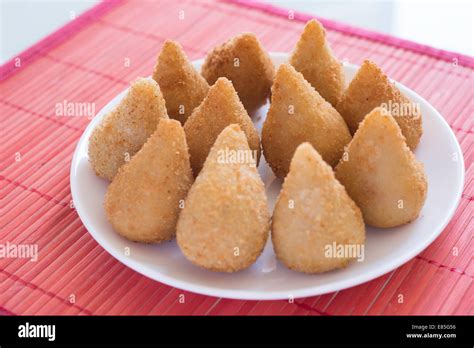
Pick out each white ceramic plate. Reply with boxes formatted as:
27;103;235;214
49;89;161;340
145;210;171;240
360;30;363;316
70;53;465;300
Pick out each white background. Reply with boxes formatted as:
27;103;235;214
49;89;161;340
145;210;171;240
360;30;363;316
1;0;473;64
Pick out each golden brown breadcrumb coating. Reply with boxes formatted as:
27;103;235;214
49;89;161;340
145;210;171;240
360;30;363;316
184;77;261;175
177;124;270;272
201;33;274;112
336;60;422;149
105;119;193;243
272;142;365;273
152;40;209;124
289;19;345;106
262;64;351;178
335;107;428;228
88;77;168;181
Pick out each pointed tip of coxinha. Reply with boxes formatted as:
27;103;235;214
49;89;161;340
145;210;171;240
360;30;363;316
356;60;391;88
162;118;181;127
202;123;257;170
162;39;184;53
152;40;209;124
358;106;401;135
339;106;416;164
222;123;242;133
290;142;325;170
184;77;261;175
360;59;382;73
335;107;427;228
286;142;335;183
155;40;196;71
274;63;298;83
136;119;186;160
300;19;326;43
208;77;237;100
150;118;185;142
187;77;242;117
127;77;167;103
160;39;184;57
233;32;260;46
207;123;248;159
272;63;320;97
153;40;191;74
348;106;413;152
212;123;246;149
289;19;344;106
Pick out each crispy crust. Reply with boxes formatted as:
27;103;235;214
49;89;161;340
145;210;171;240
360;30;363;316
289;19;345;106
183;77;261;175
104;119;193;243
88;78;168;181
336;60;422;149
272;143;366;273
335;107;428;228
201;33;275;112
262;64;351;178
177;124;270;272
152;40;209;124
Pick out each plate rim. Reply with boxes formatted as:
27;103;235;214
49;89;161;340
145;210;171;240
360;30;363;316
70;52;465;300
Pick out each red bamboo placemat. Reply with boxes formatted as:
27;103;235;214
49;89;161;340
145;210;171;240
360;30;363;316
1;0;472;315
